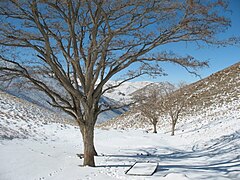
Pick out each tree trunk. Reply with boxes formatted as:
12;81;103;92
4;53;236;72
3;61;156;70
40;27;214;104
82;125;96;167
81;126;98;157
171;121;176;136
153;123;157;133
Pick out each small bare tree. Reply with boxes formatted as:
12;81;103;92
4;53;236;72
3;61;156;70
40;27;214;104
133;87;161;133
160;82;188;136
0;0;236;166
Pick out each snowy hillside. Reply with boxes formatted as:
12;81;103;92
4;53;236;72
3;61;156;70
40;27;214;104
0;90;73;140
0;61;153;123
1;79;154;123
1;79;132;123
100;62;240;133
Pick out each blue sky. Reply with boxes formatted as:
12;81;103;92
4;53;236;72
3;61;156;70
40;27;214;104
130;0;240;84
3;1;239;85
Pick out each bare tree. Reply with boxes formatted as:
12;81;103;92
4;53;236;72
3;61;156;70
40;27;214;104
0;0;235;166
133;86;161;133
160;82;189;136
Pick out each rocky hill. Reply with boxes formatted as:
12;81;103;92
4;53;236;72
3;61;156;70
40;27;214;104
99;62;240;137
183;62;239;109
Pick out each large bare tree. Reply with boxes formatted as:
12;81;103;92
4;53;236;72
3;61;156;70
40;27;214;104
0;0;235;166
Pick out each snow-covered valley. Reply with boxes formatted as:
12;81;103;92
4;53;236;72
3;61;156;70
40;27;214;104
0;125;239;180
0;63;239;180
0;88;239;180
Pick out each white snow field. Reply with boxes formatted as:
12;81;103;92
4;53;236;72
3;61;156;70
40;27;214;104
0;89;240;180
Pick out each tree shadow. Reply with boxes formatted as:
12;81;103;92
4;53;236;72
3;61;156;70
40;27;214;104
101;131;240;179
96;164;131;168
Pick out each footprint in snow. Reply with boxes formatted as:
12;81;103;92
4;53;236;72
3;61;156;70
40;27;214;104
48;169;59;177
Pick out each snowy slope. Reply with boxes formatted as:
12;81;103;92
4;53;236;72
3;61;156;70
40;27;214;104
0;90;73;140
101;62;240;133
2;80;129;123
0;61;152;123
1;79;153;123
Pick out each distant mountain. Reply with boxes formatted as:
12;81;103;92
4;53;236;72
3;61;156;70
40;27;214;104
99;62;240;136
129;81;172;98
103;81;152;102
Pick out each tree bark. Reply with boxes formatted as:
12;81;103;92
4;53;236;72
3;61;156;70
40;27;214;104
82;124;96;167
153;123;157;133
171;121;176;136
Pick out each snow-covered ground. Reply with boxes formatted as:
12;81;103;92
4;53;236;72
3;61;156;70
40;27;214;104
0;90;239;180
0;128;239;180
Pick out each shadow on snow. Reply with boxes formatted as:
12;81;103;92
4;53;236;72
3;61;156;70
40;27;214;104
98;131;240;179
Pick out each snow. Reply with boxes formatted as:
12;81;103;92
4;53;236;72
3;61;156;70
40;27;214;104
1;128;239;180
0;83;240;179
126;162;158;176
